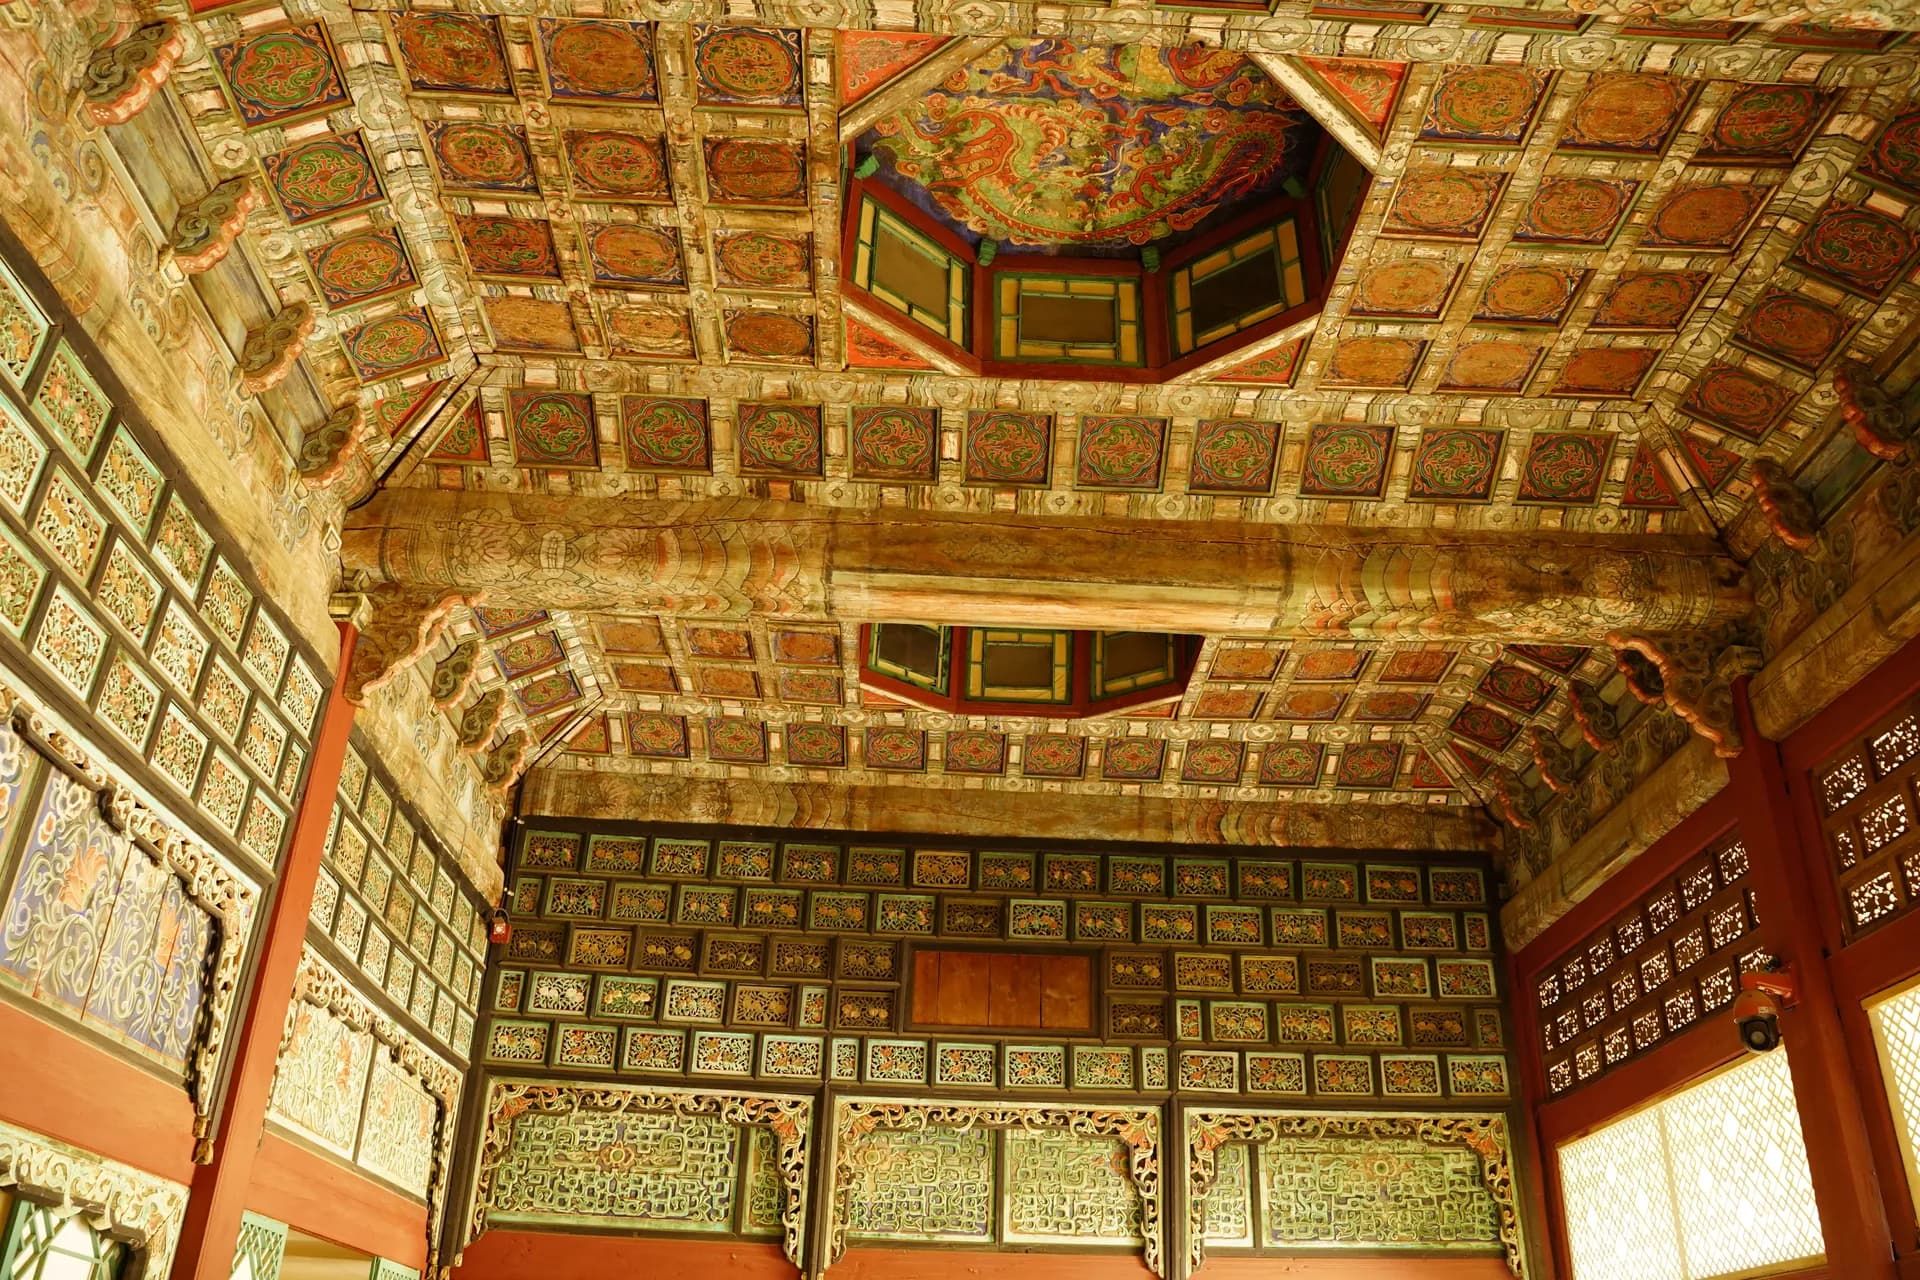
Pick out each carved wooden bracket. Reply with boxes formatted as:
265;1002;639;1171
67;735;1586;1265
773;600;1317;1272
1569;684;1619;753
80;21;183;126
481;728;533;796
1835;358;1918;465
343;586;482;706
1486;768;1533;830
297;403;371;488
1751;459;1820;551
430;637;482;710
1528;727;1579;793
454;690;505;754
169;177;261;274
238;301;315;394
1608;630;1762;758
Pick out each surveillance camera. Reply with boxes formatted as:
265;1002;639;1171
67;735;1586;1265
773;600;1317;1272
1733;987;1781;1053
1733;968;1796;1054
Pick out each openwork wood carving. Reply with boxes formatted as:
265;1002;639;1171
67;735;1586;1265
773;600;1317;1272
167;178;261;275
1750;460;1819;552
79;21;184;127
469;1080;813;1272
1608;630;1761;759
1835;359;1918;465
1185;1110;1524;1277
1;681;258;1163
343;586;483;706
826;1100;1163;1277
0;1118;190;1280
237;302;315;395
285;949;460;1271
297;403;371;488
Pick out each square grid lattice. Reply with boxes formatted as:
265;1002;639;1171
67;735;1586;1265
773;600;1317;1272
1868;979;1920;1223
1813;695;1920;940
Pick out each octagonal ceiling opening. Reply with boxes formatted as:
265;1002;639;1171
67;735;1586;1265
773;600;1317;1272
842;38;1366;382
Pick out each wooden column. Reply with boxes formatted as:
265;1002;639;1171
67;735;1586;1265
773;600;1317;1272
170;622;359;1280
1727;679;1898;1280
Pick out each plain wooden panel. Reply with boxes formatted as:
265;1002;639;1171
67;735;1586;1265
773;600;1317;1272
455;1232;790;1280
992;953;1043;1028
1041;953;1094;1030
911;950;942;1025
938;950;992;1026
249;1132;428;1269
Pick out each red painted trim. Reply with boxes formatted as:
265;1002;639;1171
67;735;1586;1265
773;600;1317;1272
1534;1015;1743;1147
1505;950;1567;1280
854;626;1200;720
1203;1259;1512;1278
247;1132;427;1269
0;995;198;1183
173;623;361;1280
454;1231;792;1280
1778;631;1920;774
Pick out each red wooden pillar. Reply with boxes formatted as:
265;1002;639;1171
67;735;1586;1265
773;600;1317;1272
171;622;359;1280
1727;678;1898;1280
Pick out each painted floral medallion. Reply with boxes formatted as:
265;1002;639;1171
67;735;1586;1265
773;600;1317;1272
1076;415;1167;490
1323;337;1422;388
341;309;443;382
1379;649;1455;682
865;728;926;770
1380;170;1505;239
964;411;1052;486
867;39;1305;247
693;26;804;108
538;18;657;101
1862;111;1920;194
713;232;811;290
1512;177;1637;245
1641;184;1770;249
427;399;488;463
1681;432;1742;493
1336;743;1401;787
215;23;348;128
838;33;949;106
1479;661;1551;713
1730;290;1848;370
620;396;711;471
787;724;846;767
1475;264;1584;325
1022;734;1085;778
484;298;580;352
1791;203;1918;297
455;216;560;278
1679;364;1791;441
627;713;689;757
1698;84;1831;163
1348;260;1458;318
940;730;1005;775
1102;739;1165;780
1620;444;1679;509
1259;742;1321;785
725;312;813;362
509;391;598;469
1181;741;1244;783
425;121;538;193
583;224;683;286
1590;271;1709;330
1296;57;1405;138
565;131;672;201
1452;704;1519;749
849;405;938;482
1295;649;1368;680
1299;424;1391;498
778;672;841;705
1551;347;1657;398
707;718;769;763
1516;432;1611;504
261;132;383;224
1413;426;1497;495
605;306;695;359
1270;689;1345;720
1419;66;1547;145
702;138;807;205
390;13;511;95
1559;73;1690;152
1439;342;1539;393
305;228;415;309
1358;690;1429;721
737;404;823;476
1188;418;1279;494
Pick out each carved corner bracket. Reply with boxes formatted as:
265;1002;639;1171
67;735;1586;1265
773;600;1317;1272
453;687;505;752
429;638;482;710
298;403;373;489
343;587;483;706
1835;358;1919;465
1608;629;1762;758
237;302;315;395
480;728;532;796
1528;727;1579;793
1485;767;1534;831
1569;684;1620;753
1750;460;1819;552
80;21;184;127
167;178;261;275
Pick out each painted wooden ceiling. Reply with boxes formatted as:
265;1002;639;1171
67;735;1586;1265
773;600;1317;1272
159;0;1920;826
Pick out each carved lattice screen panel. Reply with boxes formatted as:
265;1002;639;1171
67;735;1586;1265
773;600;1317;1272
1867;978;1920;1221
1533;832;1766;1096
1813;697;1920;940
1556;1049;1823;1280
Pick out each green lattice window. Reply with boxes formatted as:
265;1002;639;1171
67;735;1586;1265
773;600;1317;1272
1169;221;1305;356
852;199;969;346
0;1200;127;1280
228;1214;286;1280
1868;976;1920;1222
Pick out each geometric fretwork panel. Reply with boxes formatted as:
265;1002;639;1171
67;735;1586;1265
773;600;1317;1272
488;824;1511;1105
1557;1049;1823;1280
1534;832;1763;1097
1813;697;1920;941
1868;979;1920;1223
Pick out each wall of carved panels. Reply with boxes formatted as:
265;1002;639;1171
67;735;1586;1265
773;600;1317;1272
311;734;492;1067
1529;832;1765;1097
1812;695;1920;940
484;824;1511;1103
